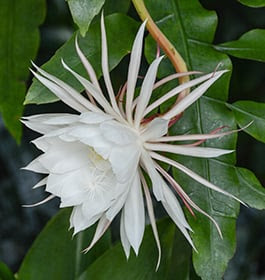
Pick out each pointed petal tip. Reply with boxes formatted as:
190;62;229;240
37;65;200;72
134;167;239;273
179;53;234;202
124;250;130;260
21;195;55;208
75;35;80;50
61;58;66;66
29;68;36;76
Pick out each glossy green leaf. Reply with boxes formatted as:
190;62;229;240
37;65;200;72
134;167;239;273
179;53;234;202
103;0;131;15
236;167;265;210
78;219;191;280
238;0;265;7
67;0;105;37
0;0;45;142
0;262;15;280
215;29;265;62
18;209;111;280
227;101;265;143
25;14;138;105
144;0;240;279
171;98;239;280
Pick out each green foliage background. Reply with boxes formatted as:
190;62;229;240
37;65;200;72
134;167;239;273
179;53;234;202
0;0;264;279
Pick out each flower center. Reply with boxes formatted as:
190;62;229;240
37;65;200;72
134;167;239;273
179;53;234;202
85;147;116;198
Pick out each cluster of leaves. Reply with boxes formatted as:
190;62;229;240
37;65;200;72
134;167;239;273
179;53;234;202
0;0;265;279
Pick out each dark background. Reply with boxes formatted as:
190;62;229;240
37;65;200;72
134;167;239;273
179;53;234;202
0;0;264;279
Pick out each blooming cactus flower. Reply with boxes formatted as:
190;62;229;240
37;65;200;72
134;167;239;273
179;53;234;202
23;15;245;268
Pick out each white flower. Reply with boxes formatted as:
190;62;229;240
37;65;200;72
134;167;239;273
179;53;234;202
23;15;245;268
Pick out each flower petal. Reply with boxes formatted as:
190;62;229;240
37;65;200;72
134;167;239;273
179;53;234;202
75;36;102;92
140;150;165;201
22;156;48;174
145;71;221;116
82;215;111;253
80;112;113;124
151;122;253;142
125;21;146;124
109;144;141;183
100;120;137;145
70;206;102;235
145;143;234;158
134;56;164;128
163;70;228;120
61;60;117;117
141;118;169;141
38;142;88;174
100;14;120;115
140;170;161;271
162;185;192;230
162;200;196;250
43;114;80;125
120;210;131;259
151;152;246;206
32;177;48;189
22;195;55;208
124;171;145;255
31;67;98;113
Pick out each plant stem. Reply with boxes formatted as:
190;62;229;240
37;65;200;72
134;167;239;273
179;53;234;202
132;0;190;99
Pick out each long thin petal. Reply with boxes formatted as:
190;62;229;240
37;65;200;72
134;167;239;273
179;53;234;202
162;201;196;250
153;71;202;90
22;195;55;207
30;70;88;113
61;60;117;116
75;36;102;92
140;170;161;271
150;152;246;206
120;210;131;259
144;71;218;116
124;171;145;255
162;185;192;231
125;21;146;124
32;177;48;189
163;70;228;120
156;163;222;238
22;157;48;174
145;143;234;158
22;119;58;135
100;14;121;115
134;56;164;128
31;64;100;113
140;150;164;201
151;122;253;142
82;215;111;253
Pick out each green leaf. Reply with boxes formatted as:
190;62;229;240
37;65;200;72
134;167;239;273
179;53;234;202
67;0;105;37
227;101;265;143
0;0;45;142
238;0;265;7
215;29;265;62
0;262;15;280
25;14;139;105
236;167;265;210
171;98;239;280
103;0;131;15
18;209;111;280
144;0;243;279
78;219;191;280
